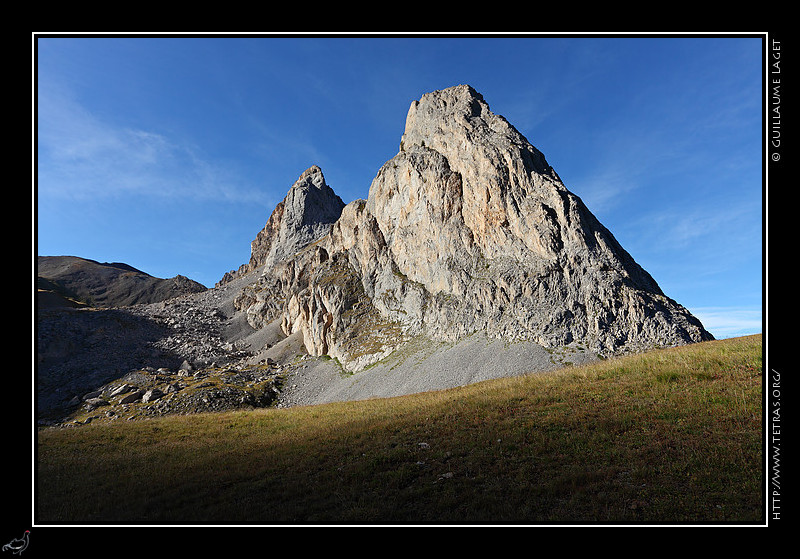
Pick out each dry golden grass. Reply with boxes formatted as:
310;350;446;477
37;334;763;524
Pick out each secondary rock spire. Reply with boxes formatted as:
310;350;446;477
218;165;345;284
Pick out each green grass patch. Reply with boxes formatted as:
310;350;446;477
36;335;763;524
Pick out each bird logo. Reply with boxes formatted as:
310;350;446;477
2;531;29;555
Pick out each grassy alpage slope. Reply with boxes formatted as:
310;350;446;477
36;334;763;524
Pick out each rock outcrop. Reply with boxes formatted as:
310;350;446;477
218;165;345;284
64;360;284;426
235;85;713;371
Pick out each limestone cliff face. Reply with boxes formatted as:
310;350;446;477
263;165;346;268
235;85;713;371
218;165;345;285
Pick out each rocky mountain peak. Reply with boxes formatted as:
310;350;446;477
236;85;713;371
369;84;646;292
37;85;717;424
293;164;327;190
280;165;345;237
218;165;345;284
401;84;491;147
399;84;556;180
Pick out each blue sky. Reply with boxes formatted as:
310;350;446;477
35;34;764;339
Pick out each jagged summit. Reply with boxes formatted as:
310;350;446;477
265;165;345;267
218;165;345;284
233;84;713;371
370;84;663;295
293;164;329;191
400;85;559;181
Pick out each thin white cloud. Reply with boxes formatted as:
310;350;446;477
558;41;760;222
691;306;762;339
643;202;760;250
617;192;762;278
569;162;645;217
36;85;269;205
